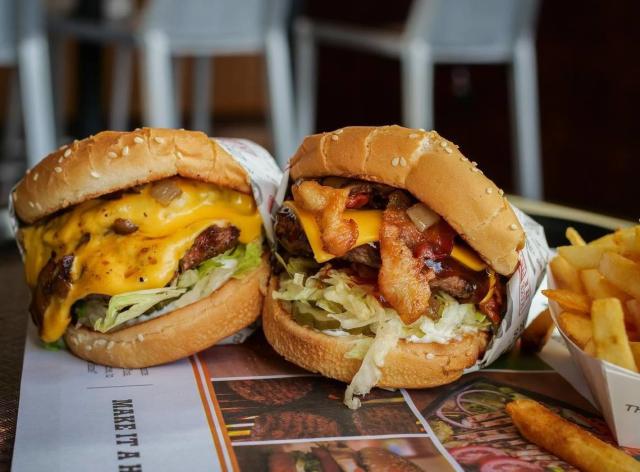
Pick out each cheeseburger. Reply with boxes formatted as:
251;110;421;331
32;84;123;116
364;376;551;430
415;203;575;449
13;128;272;367
264;126;525;408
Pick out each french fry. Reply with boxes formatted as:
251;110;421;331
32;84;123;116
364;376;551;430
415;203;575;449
557;245;614;270
626;299;640;333
520;308;554;353
599;252;640;299
584;339;596;356
550;255;584;293
566;227;586;246
580;268;630;301
506;399;640;472
591;298;638;372
558;311;592;348
613;227;640;259
630;342;640;369
589;233;615;247
543;289;590;314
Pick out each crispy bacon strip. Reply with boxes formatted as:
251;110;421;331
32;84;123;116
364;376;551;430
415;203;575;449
378;199;435;324
292;181;358;256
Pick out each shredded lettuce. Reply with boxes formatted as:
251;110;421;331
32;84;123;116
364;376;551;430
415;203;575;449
273;267;490;408
93;288;186;333
83;240;262;333
344;317;402;409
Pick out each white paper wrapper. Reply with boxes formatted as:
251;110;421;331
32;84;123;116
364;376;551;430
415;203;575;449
547;270;640;448
9;137;283;345
273;173;549;370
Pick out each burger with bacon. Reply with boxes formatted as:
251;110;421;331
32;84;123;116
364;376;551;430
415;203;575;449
263;125;525;408
13;128;272;368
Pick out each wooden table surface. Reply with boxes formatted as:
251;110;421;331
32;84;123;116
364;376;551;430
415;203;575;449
0;200;632;471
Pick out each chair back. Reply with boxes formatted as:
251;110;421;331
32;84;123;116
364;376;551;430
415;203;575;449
407;0;539;54
140;0;290;55
0;0;16;64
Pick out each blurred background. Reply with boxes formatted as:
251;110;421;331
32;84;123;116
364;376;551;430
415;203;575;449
0;0;638;228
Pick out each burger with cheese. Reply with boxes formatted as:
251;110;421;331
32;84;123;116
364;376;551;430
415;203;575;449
13;128;272;367
263;126;525;408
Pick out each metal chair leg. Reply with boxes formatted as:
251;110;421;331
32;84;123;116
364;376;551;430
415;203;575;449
17;0;56;167
140;29;177;128
265;27;297;167
294;17;316;141
192;56;211;134
109;44;133;130
401;40;433;131
510;36;543;200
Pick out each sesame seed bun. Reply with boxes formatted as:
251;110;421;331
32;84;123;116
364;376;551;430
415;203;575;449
12;128;251;224
289;125;525;276
262;279;488;388
64;256;269;368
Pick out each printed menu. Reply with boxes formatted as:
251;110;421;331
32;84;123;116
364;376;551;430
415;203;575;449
12;322;640;471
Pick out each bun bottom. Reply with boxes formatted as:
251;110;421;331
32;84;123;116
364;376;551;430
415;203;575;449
263;278;487;388
64;257;270;368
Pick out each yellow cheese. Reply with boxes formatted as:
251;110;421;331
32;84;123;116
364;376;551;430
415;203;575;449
480;270;497;304
20;178;263;342
450;245;487;272
284;202;382;263
284;201;487;271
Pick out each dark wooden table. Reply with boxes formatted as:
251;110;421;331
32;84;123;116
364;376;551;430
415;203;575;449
0;200;631;471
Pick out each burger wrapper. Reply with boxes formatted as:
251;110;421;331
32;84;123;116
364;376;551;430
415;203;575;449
547;269;640;448
465;206;549;369
9;137;283;346
274;171;549;370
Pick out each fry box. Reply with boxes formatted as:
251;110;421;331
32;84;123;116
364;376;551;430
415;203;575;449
275;172;550;372
9;136;283;346
547;269;640;448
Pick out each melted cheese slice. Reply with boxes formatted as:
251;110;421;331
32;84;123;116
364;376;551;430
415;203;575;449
284;201;487;271
21;178;263;342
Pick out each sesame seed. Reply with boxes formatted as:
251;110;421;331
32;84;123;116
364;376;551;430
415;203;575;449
122;146;129;156
176;151;184;159
28;201;34;208
509;223;518;230
134;136;144;144
426;352;435;360
498;189;504;196
85;345;92;351
33;172;38;181
418;128;426;132
331;134;339;141
459;157;465;162
35;202;42;210
335;129;344;134
485;187;493;194
26;168;31;174
137;334;145;342
107;341;115;350
154;136;164;144
472;168;481;173
59;144;68;150
58;156;64;163
472;161;478;167
409;133;418;139
445;148;452;154
107;151;117;158
64;149;71;158
90;170;100;178
399;157;407;167
391;157;400;167
440;141;447;148
54;166;62;173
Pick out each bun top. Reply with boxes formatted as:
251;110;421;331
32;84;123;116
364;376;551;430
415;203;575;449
289;125;525;276
13;128;251;224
